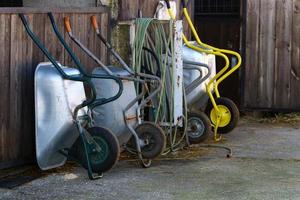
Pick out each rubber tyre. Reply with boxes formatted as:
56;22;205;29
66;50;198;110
187;112;211;144
205;97;239;134
134;122;166;159
71;127;120;173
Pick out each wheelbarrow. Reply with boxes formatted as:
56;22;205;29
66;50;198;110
19;13;123;180
62;16;166;167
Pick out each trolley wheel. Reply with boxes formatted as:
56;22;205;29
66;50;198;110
71;127;120;173
187;112;211;144
134;122;166;159
205;97;239;134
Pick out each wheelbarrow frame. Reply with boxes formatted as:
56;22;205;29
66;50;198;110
19;13;123;180
62;16;165;167
164;0;241;140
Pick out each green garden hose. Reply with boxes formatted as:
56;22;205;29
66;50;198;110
133;18;188;154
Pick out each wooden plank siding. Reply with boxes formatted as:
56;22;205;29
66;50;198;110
118;0;194;38
0;8;109;169
291;1;300;108
244;0;300;110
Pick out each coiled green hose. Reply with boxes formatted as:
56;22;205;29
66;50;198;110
133;18;188;154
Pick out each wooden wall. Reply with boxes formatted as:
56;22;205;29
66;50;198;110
244;0;300;110
118;0;194;38
0;7;109;169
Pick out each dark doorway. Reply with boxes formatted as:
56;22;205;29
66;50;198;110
0;0;22;7
193;0;242;106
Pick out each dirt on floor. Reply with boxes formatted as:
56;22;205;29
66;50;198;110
0;117;300;200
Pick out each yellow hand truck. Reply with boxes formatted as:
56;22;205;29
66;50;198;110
164;0;242;141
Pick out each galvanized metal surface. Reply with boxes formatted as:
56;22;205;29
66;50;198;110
92;67;138;146
35;63;86;170
182;42;216;109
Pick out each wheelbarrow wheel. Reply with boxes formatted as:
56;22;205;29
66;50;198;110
205;97;239;134
71;127;120;173
187;112;211;144
134;122;166;159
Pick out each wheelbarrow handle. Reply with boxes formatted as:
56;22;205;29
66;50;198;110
64;16;72;33
47;13;88;77
47;13;123;110
91;15;99;33
164;0;187;9
181;0;187;8
164;0;171;8
90;15;135;75
90;15;108;45
19;14;79;81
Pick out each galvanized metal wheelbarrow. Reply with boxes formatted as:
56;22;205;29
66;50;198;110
62;16;166;168
19;13;123;180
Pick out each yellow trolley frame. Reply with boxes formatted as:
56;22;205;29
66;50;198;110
164;0;242;141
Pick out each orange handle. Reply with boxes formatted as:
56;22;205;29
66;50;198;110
64;17;72;33
91;15;99;31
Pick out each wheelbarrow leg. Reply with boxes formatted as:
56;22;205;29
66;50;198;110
77;123;103;180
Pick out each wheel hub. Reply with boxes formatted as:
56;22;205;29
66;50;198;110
210;105;231;128
188;117;205;138
89;136;109;164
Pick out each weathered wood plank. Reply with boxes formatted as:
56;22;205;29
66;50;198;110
244;0;260;108
9;14;24;160
118;0;139;20
21;14;34;161
257;0;276;108
274;0;293;108
0;7;110;14
0;14;11;162
118;0;193;38
244;0;300;110
140;0;159;17
291;0;300;108
100;13;108;65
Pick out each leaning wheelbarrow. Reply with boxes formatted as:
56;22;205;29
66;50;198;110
62;16;166;168
19;13;123;180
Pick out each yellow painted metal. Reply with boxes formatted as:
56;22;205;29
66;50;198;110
213;117;223;142
210;105;231;128
167;9;229;112
182;8;242;98
166;5;241;141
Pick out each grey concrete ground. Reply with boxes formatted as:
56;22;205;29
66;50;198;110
1;119;300;200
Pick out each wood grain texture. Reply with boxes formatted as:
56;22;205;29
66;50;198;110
274;0;292;108
244;0;299;110
0;7;109;14
245;0;260;108
0;14;11;162
0;9;109;169
118;0;194;38
291;0;300;107
258;0;276;108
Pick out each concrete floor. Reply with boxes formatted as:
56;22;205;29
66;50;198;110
1;119;300;200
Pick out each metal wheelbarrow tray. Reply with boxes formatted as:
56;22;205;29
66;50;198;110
182;42;216;109
92;66;138;146
35;62;86;170
20;13;123;179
